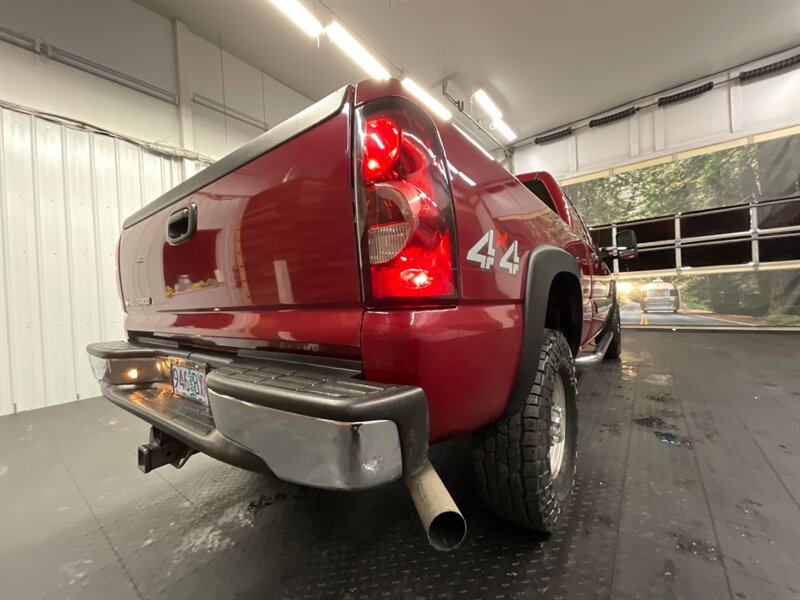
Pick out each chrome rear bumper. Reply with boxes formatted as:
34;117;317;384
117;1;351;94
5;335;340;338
87;341;427;490
209;391;402;489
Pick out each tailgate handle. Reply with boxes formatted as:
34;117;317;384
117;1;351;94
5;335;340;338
166;203;197;245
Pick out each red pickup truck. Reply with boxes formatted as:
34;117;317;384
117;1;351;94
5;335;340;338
87;78;636;551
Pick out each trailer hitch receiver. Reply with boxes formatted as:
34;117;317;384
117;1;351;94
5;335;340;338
137;427;195;473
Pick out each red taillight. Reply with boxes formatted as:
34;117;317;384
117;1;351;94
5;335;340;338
363;117;402;180
355;99;458;306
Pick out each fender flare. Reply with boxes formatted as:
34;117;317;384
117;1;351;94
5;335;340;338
505;245;583;416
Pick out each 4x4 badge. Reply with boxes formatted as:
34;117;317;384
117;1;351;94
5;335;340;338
467;230;520;275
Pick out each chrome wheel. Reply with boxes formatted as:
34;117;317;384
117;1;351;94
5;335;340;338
550;373;567;477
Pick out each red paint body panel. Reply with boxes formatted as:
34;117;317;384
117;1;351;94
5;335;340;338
356;82;603;347
120;98;363;357
361;304;523;442
517;170;615;340
120;307;363;357
515;170;611;344
117;79;614;443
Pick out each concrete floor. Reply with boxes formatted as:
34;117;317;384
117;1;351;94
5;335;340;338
1;331;798;600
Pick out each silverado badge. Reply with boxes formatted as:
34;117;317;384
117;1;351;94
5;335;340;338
125;297;152;307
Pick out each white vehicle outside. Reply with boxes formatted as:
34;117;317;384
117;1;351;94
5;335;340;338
639;278;680;313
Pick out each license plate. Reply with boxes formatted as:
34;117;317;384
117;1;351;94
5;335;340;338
171;360;208;406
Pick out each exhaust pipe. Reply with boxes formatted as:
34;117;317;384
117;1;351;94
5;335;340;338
406;459;467;551
575;331;614;366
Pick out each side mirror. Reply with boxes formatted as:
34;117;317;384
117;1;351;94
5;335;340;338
615;230;638;260
599;230;638;260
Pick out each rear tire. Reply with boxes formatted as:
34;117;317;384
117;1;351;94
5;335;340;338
604;304;622;360
473;329;578;532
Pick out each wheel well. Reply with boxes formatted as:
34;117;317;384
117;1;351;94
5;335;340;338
544;272;582;356
506;245;583;416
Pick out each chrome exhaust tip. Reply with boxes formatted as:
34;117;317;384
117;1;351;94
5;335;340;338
406;459;467;551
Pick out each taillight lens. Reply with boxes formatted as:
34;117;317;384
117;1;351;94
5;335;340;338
363;118;402;180
355;99;458;306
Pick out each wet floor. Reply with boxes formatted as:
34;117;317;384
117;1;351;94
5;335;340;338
1;331;798;599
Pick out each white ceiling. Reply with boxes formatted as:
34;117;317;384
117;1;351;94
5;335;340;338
136;0;800;142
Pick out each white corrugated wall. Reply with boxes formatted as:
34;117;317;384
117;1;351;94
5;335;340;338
0;106;184;415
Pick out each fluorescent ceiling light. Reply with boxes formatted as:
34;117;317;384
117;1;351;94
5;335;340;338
473;89;503;121
269;0;323;38
326;21;390;80
453;123;494;160
493;118;517;142
402;78;452;121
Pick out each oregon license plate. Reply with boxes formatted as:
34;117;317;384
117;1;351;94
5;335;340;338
171;360;208;406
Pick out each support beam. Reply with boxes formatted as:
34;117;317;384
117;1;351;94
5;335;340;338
173;19;197;177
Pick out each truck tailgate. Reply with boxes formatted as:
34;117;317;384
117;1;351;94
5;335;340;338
118;87;363;357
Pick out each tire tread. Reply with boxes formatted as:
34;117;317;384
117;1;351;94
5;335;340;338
473;329;578;531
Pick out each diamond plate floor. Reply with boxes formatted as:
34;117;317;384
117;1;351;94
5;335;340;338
1;331;798;600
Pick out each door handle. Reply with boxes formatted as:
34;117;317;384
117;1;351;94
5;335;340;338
166;203;197;246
